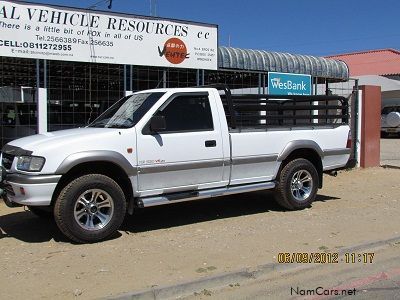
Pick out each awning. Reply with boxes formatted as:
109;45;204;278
218;46;349;81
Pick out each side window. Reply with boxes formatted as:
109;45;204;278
157;94;214;132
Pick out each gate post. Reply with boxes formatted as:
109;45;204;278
359;85;381;168
37;88;48;134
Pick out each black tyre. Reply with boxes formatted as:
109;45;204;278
54;174;126;243
28;206;53;219
274;158;319;210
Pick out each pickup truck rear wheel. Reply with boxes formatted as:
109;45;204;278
275;158;319;210
54;174;126;243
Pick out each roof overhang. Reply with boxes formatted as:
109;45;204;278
353;75;400;92
218;47;349;81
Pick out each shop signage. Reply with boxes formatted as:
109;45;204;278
268;72;312;95
0;0;218;69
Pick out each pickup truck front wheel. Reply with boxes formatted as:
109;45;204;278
54;174;126;243
275;158;318;210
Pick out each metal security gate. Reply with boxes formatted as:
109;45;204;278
318;78;360;167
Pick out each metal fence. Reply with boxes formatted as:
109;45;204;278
319;78;359;166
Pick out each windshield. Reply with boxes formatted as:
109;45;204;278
88;92;165;128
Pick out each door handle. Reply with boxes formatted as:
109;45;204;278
205;140;217;147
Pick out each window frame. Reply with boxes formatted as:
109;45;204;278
142;92;215;135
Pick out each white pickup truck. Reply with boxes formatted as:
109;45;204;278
381;105;400;136
0;86;351;243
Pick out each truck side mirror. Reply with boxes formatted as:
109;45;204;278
150;115;166;132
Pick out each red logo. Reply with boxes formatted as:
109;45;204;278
158;37;189;64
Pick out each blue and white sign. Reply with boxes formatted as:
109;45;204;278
268;72;312;95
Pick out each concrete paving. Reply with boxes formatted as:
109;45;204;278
380;137;400;167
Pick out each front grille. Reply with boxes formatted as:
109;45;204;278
2;153;15;169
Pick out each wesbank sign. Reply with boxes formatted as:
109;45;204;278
268;72;312;95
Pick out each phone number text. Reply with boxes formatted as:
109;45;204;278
0;40;72;51
37;35;114;47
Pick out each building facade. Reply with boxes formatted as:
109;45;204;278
328;49;400;107
0;1;350;148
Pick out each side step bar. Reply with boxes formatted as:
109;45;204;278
136;181;276;208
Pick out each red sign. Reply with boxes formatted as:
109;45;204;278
158;37;189;64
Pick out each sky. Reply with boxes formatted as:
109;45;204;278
24;0;400;56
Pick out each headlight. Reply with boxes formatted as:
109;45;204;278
16;156;45;172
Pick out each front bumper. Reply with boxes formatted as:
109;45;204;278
0;172;61;206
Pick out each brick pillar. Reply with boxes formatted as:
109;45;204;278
360;85;381;168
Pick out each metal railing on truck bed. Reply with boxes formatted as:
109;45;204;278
200;85;349;130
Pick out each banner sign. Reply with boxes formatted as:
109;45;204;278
0;0;218;69
268;72;312;95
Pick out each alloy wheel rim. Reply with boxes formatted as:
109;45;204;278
73;189;114;231
290;170;313;201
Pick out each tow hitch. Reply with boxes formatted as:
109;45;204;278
325;170;338;177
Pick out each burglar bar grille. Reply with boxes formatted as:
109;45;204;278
220;92;348;129
194;84;350;130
